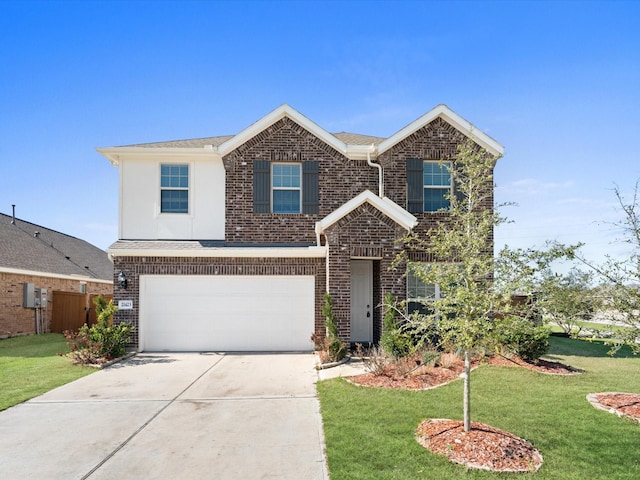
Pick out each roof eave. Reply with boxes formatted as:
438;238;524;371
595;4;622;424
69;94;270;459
96;146;222;166
377;104;504;158
217;104;349;158
107;245;328;258
315;190;418;235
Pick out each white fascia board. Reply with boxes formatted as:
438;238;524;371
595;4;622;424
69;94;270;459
377;104;504;158
315;190;417;235
345;144;376;160
107;246;328;259
218;104;349;157
96;147;222;166
0;266;113;284
379;196;419;230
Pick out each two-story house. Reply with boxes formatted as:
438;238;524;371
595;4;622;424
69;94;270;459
98;104;503;352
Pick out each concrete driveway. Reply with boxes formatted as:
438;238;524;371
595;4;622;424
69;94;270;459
0;353;328;480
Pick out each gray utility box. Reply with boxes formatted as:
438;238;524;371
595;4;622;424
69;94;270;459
23;283;48;308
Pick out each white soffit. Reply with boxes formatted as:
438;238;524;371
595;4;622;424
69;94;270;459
97;104;504;166
315;190;418;235
377;104;504;158
107;245;327;258
217;104;348;157
96;147;221;167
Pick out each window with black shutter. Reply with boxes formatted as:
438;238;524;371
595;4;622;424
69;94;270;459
253;160;270;213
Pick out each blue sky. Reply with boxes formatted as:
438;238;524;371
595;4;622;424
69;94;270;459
1;0;638;267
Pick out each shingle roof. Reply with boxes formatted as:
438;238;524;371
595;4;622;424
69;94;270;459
123;132;384;149
124;135;234;148
332;132;385;146
0;213;113;281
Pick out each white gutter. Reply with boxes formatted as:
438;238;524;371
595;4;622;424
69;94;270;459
108;246;328;259
366;145;383;197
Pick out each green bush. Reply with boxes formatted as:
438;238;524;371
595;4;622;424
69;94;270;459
380;293;413;359
64;295;132;364
321;293;347;363
498;317;550;363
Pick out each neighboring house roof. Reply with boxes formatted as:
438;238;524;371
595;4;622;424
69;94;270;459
0;213;113;281
98;104;504;165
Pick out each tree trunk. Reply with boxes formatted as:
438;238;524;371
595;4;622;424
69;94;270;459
463;349;471;432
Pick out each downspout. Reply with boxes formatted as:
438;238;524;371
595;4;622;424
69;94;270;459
366;145;383;197
314;221;330;292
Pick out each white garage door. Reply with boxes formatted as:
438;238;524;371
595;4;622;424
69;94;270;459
139;275;315;352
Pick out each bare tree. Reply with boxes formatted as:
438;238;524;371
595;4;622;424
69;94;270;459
576;181;640;353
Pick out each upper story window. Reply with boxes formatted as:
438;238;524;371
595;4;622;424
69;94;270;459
407;159;453;213
160;164;189;213
272;163;301;214
423;161;452;212
253;160;319;215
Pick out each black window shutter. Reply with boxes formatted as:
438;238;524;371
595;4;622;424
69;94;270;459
406;158;423;214
253;160;270;213
302;161;319;214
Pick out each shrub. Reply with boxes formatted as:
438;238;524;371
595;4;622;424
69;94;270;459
64;295;132;364
355;343;389;376
421;347;441;368
320;293;347;363
498;317;550;363
437;352;461;369
380;293;413;359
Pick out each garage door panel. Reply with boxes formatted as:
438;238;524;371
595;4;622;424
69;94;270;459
139;275;314;352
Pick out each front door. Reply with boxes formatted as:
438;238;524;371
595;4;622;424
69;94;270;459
350;260;373;343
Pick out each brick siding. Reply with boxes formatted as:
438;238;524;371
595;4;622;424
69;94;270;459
223;117;379;244
112;256;326;350
324;204;409;343
117;115;495;347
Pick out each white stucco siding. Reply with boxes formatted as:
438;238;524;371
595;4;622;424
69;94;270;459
119;155;225;240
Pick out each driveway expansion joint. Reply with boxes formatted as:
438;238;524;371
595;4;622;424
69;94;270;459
81;354;226;479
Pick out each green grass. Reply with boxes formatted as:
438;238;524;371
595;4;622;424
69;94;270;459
317;336;640;479
0;333;95;411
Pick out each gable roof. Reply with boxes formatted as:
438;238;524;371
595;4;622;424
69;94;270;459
377;104;503;157
0;213;113;281
315;190;418;237
98;104;503;165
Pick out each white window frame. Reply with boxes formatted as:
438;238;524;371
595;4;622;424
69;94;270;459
271;162;302;214
160;163;189;214
407;267;441;304
423;160;452;212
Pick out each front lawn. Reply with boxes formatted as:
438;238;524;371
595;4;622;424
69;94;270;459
317;336;640;479
0;333;94;411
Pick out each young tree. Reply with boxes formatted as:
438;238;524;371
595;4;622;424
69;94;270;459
404;138;505;432
404;139;576;432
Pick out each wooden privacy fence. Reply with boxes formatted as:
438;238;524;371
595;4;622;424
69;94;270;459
51;292;114;333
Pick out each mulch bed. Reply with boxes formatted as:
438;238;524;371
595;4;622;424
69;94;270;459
587;393;640;424
346;354;577;472
487;354;582;375
415;419;543;472
347;354;579;391
347;362;468;391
